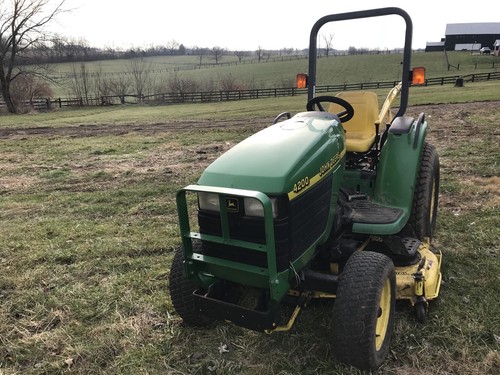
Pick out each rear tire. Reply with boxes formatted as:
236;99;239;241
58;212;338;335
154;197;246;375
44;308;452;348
331;251;396;371
168;243;214;326
409;142;440;240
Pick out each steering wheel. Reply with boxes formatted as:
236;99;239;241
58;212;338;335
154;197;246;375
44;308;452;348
306;96;355;123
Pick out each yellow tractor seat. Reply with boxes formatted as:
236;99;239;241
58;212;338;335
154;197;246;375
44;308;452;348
329;91;379;153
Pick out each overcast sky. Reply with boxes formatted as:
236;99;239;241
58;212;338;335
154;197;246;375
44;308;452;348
51;0;500;51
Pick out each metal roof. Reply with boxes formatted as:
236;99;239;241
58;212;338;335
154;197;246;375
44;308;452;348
445;23;500;35
426;41;445;47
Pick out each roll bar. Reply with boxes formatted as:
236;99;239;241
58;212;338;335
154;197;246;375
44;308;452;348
307;7;413;118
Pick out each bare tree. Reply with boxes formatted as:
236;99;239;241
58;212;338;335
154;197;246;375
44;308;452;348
0;0;66;113
67;62;92;104
167;73;200;101
234;50;246;63
211;46;225;64
193;46;206;65
280;47;294;56
322;33;335;57
218;73;241;91
109;75;129;104
166;39;180;55
255;46;264;62
127;58;154;101
9;72;51;110
93;66;112;101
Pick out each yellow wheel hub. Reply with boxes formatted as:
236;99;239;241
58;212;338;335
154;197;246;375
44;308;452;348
375;278;391;351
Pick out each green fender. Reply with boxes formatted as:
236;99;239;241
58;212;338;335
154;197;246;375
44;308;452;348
353;114;428;234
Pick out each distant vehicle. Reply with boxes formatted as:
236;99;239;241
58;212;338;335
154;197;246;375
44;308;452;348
480;47;491;54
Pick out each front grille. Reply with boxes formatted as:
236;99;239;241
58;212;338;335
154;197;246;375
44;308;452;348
289;174;333;260
199;211;290;271
199;175;333;272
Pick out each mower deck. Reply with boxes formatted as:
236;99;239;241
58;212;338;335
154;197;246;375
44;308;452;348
272;238;443;332
394;239;442;302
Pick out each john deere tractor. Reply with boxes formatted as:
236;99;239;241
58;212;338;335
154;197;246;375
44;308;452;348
169;7;442;370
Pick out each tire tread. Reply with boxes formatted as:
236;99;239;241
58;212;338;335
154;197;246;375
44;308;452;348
331;251;396;370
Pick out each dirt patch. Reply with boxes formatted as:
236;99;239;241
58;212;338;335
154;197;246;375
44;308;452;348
0;101;498;141
1;101;498;199
0;118;270;139
406;101;499;149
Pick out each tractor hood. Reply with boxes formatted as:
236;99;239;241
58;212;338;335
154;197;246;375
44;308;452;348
198;111;346;199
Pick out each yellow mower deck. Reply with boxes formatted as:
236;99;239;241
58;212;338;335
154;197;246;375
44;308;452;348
273;239;442;332
394;239;442;303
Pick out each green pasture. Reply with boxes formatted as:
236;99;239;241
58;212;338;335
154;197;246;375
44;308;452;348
2;80;500;129
47;51;499;97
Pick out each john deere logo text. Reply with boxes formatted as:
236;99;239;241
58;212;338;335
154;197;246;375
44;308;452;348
319;152;342;177
226;198;239;212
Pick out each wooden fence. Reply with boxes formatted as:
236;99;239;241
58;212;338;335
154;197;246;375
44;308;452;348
2;71;499;111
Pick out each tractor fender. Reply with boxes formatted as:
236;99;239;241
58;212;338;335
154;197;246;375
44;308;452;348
371;114;428;231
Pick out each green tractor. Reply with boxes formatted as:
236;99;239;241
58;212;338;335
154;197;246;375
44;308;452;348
169;7;442;370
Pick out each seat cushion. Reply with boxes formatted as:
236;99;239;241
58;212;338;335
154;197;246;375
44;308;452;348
329;91;379;153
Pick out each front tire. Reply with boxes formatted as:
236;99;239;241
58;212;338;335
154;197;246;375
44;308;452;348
331;251;396;371
168;243;214;326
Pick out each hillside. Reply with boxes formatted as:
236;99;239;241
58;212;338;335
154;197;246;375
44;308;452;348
47;51;498;97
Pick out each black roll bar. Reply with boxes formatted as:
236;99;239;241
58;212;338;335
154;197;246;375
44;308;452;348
307;7;413;118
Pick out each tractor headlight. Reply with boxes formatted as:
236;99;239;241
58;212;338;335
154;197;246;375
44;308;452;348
244;197;278;218
198;192;279;218
198;192;220;212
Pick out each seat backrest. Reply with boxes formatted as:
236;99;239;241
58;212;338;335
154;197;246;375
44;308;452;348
329;91;379;153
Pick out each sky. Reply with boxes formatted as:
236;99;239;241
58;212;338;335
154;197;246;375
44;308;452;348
50;0;500;51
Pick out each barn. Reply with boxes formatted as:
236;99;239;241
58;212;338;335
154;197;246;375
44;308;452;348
426;22;500;52
425;40;445;52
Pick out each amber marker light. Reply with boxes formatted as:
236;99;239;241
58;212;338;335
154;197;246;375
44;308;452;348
411;66;426;85
296;73;308;88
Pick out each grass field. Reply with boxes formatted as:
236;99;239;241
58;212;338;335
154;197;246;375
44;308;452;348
2;80;500;129
47;51;499;97
0;83;499;374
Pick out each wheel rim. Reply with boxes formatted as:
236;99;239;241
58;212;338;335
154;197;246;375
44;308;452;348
375;278;391;351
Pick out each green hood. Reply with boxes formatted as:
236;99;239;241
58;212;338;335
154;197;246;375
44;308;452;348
198;112;345;197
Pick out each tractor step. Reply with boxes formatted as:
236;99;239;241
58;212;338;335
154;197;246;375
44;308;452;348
347;200;403;224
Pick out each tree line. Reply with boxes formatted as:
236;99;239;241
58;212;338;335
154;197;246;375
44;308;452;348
27;36;303;66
